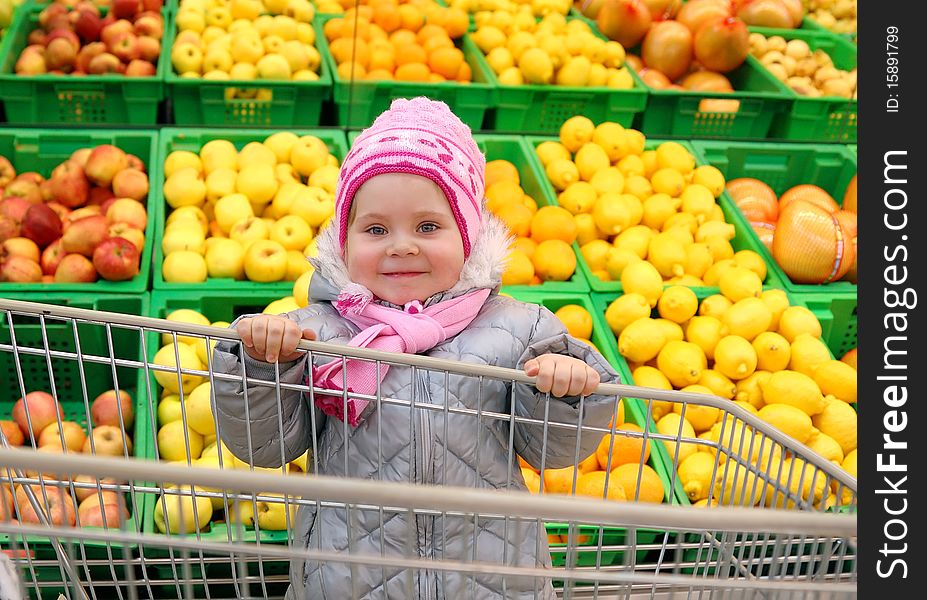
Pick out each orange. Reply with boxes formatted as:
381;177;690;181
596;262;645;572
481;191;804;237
394;42;427;66
367;46;395;72
367;23;389;41
428;46;463;80
397;4;424;32
394;62;430;81
577;453;600;474
548;534;564;545
416;23;446;45
610;464;664;503
339;15;371;41
574;470;627;500
596;423;651;471
521;467;541;494
389;29;417;47
442;6;469;39
323;17;344;41
522;195;538;214
336;61;367;80
329;37;370;69
485;159;520;188
542;465;578;494
456;61;472;82
512;237;537;260
485;180;524;213
517;454;537;472
428;72;445;82
496;202;533;237
422;34;454;55
365;68;394;80
530;205;578;244
372;2;402;33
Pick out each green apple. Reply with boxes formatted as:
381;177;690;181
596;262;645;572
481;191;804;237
157;396;183;426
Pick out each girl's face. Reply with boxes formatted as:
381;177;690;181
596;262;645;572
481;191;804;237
345;173;465;306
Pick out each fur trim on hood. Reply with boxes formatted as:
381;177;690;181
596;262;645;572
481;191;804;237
307;208;513;306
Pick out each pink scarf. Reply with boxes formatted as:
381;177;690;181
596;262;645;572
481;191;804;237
311;286;492;427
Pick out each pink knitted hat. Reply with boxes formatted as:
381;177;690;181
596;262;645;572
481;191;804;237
334;97;486;257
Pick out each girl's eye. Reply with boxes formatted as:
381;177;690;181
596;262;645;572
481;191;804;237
366;226;387;235
419;222;438;233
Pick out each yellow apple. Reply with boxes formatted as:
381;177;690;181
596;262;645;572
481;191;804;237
176;8;207;33
201;26;226;48
289;187;333;227
230;0;263;20
162;308;211;346
229;62;257;80
270;181;306;218
256;53;291;79
229;216;271;245
296;23;315;45
286;0;315;24
200;139;239;174
158;396;183;426
264;131;299;164
308;164;339;194
215;193;254;234
279;41;309;72
303;238;318;258
205;5;232;28
166;205;209;235
184;382;216;437
285;249;311;280
263;296;301;315
244;240;288;282
230;32;265;65
288;448;312;473
254;14;275;37
164;151;204;178
174;30;201;49
237;164;278;204
292;69;319;81
292;270;312;308
204;167;237;204
158;420;205;462
205;238;246;280
153;488;213;534
202;47;232;73
290;135;329;177
256;493;298;530
227;497;256;527
163;251;208;284
193;455;230;509
238;142;278;168
153;342;205;395
162;223;206;256
164;167;207;209
270;214;313;251
203;434;216;448
172;42;204;75
262;34;285;55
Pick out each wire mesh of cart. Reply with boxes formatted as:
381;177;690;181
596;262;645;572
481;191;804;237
0;298;857;600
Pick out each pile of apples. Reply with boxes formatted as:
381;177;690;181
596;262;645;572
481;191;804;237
149;306;307;535
15;0;164;76
1;389;135;528
749;33;856;99
171;0;322;94
0;145;149;284
159;132;337;285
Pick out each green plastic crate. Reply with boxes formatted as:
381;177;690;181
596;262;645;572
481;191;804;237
690;139;857;296
152;127;349;293
0;128;160;294
316;16;494;129
791;292;857;359
0;5;168;125
163;11;332;127
750;28;857;143
0;293;155;599
522;135;784;294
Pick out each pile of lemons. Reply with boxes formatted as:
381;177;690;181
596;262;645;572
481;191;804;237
471;12;634;88
604;281;857;510
451;0;572;18
536;115;770;288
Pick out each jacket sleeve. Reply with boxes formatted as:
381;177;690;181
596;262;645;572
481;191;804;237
210;304;333;469
511;305;621;471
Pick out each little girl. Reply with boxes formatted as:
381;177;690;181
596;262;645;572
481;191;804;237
212;97;620;599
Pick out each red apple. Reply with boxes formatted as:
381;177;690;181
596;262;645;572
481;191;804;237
4;176;43;204
47;159;90;208
70;147;93;169
15;484;76;527
92;236;139;281
74;8;105;43
12;391;64;440
45;202;72;223
1;237;40;262
77;491;129;528
27;29;47;47
126;154;146;172
90;389;134;428
0;216;19;243
105;197;147;228
133;13;162;39
0;156;15;188
101;19;133;48
21;203;63;247
38;421;88;453
45;37;78;72
136;36;160;63
72;474;122;503
72;1;102;19
82;425;132;457
76;42;107;73
0;197;30;227
84;145;129;187
141;0;164;13
38;3;69;28
41;238;66;275
125;59;156;76
62;206;102;233
107;223;144;252
112;0;141;20
0;256;42;282
45;28;81;53
0;420;25;447
88;52;122;75
54;253;98;283
87;186;116;208
0;486;13;522
108;31;140;62
61;214;108;256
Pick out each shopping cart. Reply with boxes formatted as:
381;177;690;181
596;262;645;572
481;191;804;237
0;298;857;600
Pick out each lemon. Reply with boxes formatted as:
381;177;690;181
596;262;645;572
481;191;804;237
702;258;736;287
592;192;631;235
618;318;666;363
588;167;625;196
153;343;205;395
654;318;684;344
656;413;698;464
734;370;771;409
472;25;506;53
760;289;790;330
836;449;857;504
703;235;735;262
733;250;767;282
651;168;685;197
574;213;602;246
616;154;645;177
719;266;762;302
559;115;595;153
669;275;705;287
545;158;580;191
684;242;714;279
633;368;675;422
712;419;762;464
692;165;725;197
674;385;720;433
764;456;825;509
641;193;680;230
614;225;654;258
761;369;825;415
661;224;694;246
713;335;758;381
509;31;539;61
713;465;761;506
591;122;626;162
557;181;597;214
647;233;687;279
624;175;654;201
721;297;772;342
778;306;823;342
535;140;572;166
758;403;813;444
685;316;726;360
680;184;715;223
162;309;211;346
752;331;791;371
532;239;576;281
485;46;515;74
655;141;695;174
580;239;612;271
531;205;577;244
605;247;642;280
813;359;857;404
678;452;716;502
604;293;650;336
641;149;658;177
619;193;643;227
657;285;698;324
695;221;736;242
574;143;610;182
621;260;664;307
698;294;732;318
657;340;706;388
812;397;857;454
698;369;736;399
788;333;831;378
805;429;844;465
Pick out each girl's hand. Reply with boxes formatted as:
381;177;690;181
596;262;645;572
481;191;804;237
524;354;600;398
236;315;316;364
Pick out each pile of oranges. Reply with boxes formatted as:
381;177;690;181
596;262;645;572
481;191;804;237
322;0;473;82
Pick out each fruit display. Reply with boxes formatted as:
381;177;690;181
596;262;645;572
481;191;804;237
471;12;634;88
320;0;472;83
749;31;856;99
599;282;857;508
0;145;150;284
1;389;136;528
531;115;770;291
158;132;342;285
0;0;23;40
802;0;855;36
460;0;572;17
14;0;165;77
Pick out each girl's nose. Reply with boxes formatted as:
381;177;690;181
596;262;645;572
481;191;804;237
387;237;419;256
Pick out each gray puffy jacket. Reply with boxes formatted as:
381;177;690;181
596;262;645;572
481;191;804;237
211;212;621;599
